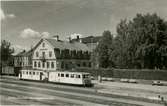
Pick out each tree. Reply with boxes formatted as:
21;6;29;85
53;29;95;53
0;40;14;66
95;30;114;68
113;13;167;69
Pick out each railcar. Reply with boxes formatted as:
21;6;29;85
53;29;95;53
19;69;48;81
18;70;92;86
48;71;92;86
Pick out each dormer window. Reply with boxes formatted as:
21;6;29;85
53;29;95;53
42;43;45;47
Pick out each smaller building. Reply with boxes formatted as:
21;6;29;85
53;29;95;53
14;49;33;75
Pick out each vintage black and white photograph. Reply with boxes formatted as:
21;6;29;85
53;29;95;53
1;0;167;106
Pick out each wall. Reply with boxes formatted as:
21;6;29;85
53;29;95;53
32;39;57;71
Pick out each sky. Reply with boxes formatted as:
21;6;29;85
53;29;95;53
1;0;167;53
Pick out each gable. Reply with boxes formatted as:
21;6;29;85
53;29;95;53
32;39;56;59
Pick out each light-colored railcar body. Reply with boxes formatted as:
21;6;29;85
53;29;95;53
19;70;92;86
48;71;91;85
19;70;47;81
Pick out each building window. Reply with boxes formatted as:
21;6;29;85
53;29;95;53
38;62;41;68
51;62;54;68
89;62;91;67
47;62;50;68
61;61;64;69
83;62;86;67
49;51;52;57
36;52;39;57
42;52;45;57
77;63;80;67
42;62;45;68
42;43;45;47
34;61;37;67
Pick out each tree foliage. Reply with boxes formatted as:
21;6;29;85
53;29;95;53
95;30;114;68
0;40;14;66
95;13;167;69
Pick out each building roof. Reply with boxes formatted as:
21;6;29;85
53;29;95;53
15;49;33;57
45;38;91;51
71;36;102;44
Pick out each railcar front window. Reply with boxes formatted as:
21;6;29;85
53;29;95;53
83;74;89;78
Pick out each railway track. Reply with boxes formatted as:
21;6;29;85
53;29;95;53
0;77;164;106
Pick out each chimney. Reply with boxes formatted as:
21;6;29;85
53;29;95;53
53;35;59;41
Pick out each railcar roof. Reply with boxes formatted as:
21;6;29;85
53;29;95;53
49;71;90;74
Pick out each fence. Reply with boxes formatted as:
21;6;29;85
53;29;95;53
76;67;167;81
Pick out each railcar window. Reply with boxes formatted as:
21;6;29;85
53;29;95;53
76;75;80;78
26;71;28;75
29;72;31;75
66;74;69;77
36;72;39;75
58;73;60;77
61;74;64;77
83;74;89;78
70;74;74;78
33;72;35;75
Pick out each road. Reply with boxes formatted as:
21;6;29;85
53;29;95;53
0;76;165;106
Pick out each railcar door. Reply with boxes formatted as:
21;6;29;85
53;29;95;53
40;72;42;81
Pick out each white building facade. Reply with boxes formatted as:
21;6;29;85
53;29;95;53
32;36;92;72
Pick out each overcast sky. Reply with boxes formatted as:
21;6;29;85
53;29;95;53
1;0;167;52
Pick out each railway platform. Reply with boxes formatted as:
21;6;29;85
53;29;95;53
93;80;167;103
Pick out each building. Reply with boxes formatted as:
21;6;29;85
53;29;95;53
71;36;102;68
71;36;102;51
14;49;33;75
32;35;92;72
